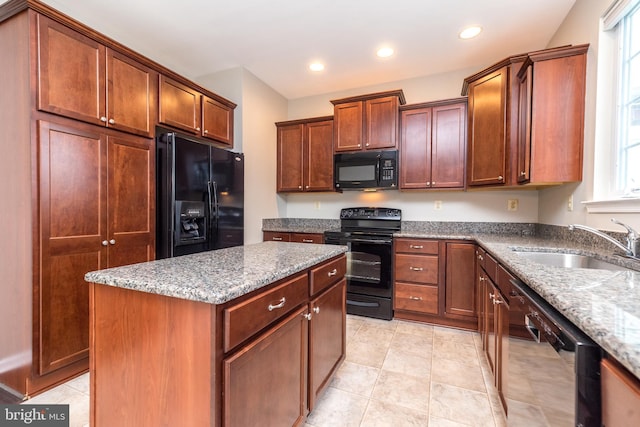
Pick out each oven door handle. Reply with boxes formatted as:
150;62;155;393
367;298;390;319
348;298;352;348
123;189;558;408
334;238;392;245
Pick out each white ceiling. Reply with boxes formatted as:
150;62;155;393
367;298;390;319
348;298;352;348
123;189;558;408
4;0;577;99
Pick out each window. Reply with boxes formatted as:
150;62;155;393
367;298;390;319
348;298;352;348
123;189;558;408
608;0;640;197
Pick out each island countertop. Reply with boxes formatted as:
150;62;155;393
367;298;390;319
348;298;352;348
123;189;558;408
84;241;347;305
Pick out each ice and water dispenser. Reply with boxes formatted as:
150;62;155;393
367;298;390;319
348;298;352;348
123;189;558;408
174;201;207;246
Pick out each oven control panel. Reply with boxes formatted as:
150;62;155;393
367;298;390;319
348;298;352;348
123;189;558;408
340;207;401;220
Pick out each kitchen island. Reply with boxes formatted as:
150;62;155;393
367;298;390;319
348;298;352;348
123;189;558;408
84;241;347;427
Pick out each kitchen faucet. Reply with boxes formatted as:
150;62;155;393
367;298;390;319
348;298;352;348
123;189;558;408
568;218;640;259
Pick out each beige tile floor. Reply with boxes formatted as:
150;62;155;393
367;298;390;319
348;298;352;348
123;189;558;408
23;315;506;427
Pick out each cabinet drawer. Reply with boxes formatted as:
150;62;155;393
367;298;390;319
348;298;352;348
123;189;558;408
395;283;438;314
484;253;498;282
263;231;291;242
310;255;346;296
291;233;323;244
224;273;308;352
395;254;438;284
476;247;486;270
395;238;439;255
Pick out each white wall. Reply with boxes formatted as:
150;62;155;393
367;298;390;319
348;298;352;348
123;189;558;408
197;68;288;244
541;0;640;232
285;67;540;222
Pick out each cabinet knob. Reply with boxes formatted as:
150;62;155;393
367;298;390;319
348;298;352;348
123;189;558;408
302;313;312;320
196;127;201;131
409;266;424;271
327;268;338;277
298;185;302;189
479;276;485;282
409;296;422;301
102;240;108;246
358;144;361;147
365;143;370;147
204;129;209;134
108;118;115;125
100;116;107;123
313;306;320;314
520;171;526;177
478;254;484;261
497;175;504;181
305;185;309;189
109;239;116;245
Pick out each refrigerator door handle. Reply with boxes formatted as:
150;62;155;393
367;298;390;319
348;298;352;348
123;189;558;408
212;181;219;224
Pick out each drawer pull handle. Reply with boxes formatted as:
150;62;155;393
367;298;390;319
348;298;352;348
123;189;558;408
409;266;424;271
302;239;313;243
409;296;422;301
409;244;424;249
327;268;338;277
268;297;286;311
272;237;283;241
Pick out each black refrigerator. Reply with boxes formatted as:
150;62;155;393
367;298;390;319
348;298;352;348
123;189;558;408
156;131;244;259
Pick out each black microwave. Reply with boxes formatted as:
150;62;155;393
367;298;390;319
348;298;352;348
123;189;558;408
334;150;398;190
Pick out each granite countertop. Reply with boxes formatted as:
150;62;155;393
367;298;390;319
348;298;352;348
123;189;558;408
397;230;640;380
84;241;347;305
263;218;640;377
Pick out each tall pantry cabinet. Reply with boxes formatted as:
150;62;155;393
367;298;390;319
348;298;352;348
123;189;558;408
0;2;155;398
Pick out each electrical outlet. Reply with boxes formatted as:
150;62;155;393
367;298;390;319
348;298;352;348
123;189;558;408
314;201;321;210
434;200;443;210
567;195;574;212
507;199;519;211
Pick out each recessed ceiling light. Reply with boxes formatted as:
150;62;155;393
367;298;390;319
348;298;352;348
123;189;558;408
309;62;325;72
377;47;394;58
459;26;482;39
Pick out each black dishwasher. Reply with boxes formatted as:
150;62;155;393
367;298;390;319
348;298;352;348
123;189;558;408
508;278;602;427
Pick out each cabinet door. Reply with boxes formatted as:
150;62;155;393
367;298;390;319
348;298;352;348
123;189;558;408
365;96;399;149
517;65;533;183
305;119;334;191
445;242;476;318
309;279;346;410
467;67;507;186
400;107;432;189
484;274;497;374
158;75;201;134
432;103;466;188
334;101;363;152
602;358;640;426
277;123;304;192
107;49;156;137
202;96;233;146
37;120;107;375
223;306;308;427
107;134;155;267
37;15;106;126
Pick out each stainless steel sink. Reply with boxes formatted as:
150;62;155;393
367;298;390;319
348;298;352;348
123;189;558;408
512;251;631;271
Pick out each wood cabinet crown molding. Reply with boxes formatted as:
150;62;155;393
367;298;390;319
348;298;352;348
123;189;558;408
399;96;467;111
275;115;334;126
330;89;406;106
0;0;236;110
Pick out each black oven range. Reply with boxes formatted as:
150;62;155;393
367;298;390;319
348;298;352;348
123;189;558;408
323;207;401;320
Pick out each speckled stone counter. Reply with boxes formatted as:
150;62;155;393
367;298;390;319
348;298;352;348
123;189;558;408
85;241;347;304
263;218;640;379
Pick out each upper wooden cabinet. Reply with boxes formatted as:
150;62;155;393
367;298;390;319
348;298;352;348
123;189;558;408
159;75;235;147
37;15;157;137
463;44;588;188
276;116;334;192
516;45;588;185
400;98;467;190
331;90;405;152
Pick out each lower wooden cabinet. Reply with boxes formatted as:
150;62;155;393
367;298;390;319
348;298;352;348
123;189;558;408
309;279;346;410
601;358;640;426
223;306;309;427
394;238;477;329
